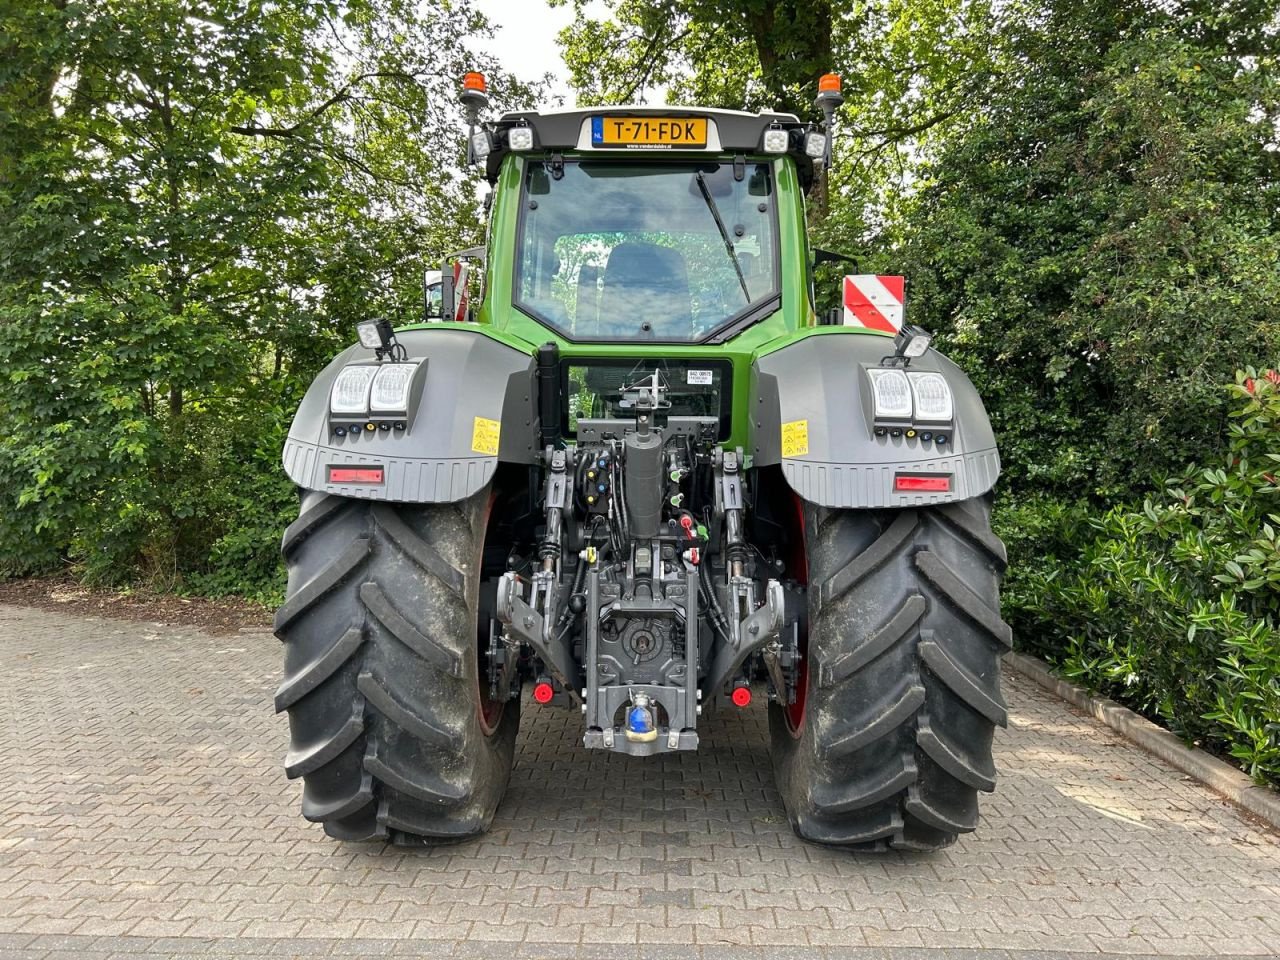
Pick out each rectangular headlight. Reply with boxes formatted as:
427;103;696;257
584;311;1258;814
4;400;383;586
867;368;912;419
370;361;420;412
507;126;534;150
330;364;377;414
804;131;827;159
908;371;954;421
762;128;789;153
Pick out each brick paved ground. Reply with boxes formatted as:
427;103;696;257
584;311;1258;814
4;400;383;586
0;603;1277;960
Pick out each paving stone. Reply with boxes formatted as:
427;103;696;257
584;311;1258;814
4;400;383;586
1;604;1279;959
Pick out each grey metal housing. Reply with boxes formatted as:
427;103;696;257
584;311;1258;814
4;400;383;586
483;106;818;189
282;327;538;503
751;332;1000;508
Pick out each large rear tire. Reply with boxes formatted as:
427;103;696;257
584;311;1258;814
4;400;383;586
769;497;1010;851
274;489;518;844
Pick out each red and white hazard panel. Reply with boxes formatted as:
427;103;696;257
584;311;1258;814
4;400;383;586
452;261;470;322
843;275;904;333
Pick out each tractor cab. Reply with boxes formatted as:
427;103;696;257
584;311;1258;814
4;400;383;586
444;72;842;348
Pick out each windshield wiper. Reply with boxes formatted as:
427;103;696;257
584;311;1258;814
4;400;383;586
694;171;751;304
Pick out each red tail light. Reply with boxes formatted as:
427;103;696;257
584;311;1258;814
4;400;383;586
328;466;384;484
894;473;951;493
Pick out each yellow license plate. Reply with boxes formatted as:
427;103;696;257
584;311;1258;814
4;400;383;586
591;116;708;148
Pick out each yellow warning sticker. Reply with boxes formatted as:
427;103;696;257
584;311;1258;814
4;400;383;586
781;419;809;458
471;416;501;456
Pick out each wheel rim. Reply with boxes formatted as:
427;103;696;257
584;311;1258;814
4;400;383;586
784;494;810;737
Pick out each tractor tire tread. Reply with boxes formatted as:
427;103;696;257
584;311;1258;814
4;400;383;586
820;595;926;689
274;627;365;712
770;496;1008;852
359;581;464;677
275;490;516;845
274;537;370;631
919;635;1008;726
818;511;917;611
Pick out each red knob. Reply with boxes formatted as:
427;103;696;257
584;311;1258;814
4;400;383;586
731;686;752;708
533;682;554;704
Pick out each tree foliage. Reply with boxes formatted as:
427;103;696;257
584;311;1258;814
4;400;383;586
553;0;997;224
0;0;524;598
1031;370;1280;786
900;0;1280;497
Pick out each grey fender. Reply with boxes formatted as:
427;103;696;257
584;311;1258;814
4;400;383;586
750;332;1000;508
282;327;538;502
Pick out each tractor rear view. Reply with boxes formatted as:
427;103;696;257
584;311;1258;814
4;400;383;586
273;72;1010;850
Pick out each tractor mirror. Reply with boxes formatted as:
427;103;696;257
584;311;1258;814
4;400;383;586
423;270;443;320
440;265;456;323
439;247;485;323
814;248;858;269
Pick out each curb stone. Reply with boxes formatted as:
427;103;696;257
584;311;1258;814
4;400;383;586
1006;651;1280;831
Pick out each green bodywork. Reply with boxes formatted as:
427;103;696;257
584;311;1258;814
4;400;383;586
400;152;889;451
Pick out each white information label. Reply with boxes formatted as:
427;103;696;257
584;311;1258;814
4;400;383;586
687;369;713;385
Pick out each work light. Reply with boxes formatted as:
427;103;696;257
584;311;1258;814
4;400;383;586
908;372;954;422
329;365;377;414
894;324;933;360
867;368;912;419
507;126;534;151
370;361;420;413
356;321;383;350
762;128;789;153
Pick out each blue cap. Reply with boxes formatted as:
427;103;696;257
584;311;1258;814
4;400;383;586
626;705;654;735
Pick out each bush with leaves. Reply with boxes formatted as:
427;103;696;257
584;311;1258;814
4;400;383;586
0;0;535;600
1028;369;1280;785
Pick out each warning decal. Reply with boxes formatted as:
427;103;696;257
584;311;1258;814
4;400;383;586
843;274;905;332
781;419;809;458
471;416;501;455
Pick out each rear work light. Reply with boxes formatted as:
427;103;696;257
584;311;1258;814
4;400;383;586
328;466;384;484
867;367;912;419
370;361;419;413
329;364;377;414
907;371;954;421
762;127;789;153
894;474;951;492
507;126;534;151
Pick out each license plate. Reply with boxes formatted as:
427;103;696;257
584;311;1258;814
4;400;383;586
591;116;708;149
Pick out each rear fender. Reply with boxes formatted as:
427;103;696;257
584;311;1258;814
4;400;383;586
282;327;537;502
751;333;999;508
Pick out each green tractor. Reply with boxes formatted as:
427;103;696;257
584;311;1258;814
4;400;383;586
273;73;1010;851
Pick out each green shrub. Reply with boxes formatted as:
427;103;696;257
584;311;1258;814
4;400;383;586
1025;368;1280;785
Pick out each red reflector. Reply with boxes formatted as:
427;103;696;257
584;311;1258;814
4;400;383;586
731;686;752;708
328;466;384;484
533;682;554;704
894;474;951;492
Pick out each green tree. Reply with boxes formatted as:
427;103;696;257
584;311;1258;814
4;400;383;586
552;0;997;226
0;0;522;597
898;0;1280;498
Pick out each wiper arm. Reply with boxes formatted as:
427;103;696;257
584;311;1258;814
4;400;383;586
694;171;751;305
